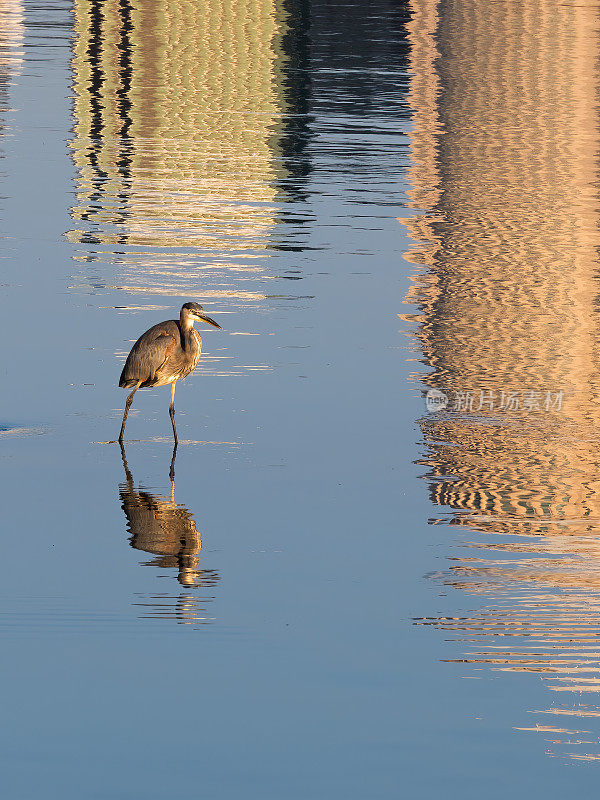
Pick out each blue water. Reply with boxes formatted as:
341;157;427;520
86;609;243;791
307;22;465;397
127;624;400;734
2;0;600;796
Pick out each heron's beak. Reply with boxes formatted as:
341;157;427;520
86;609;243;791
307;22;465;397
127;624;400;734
196;312;221;329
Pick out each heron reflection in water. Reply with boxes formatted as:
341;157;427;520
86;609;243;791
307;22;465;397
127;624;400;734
119;442;219;590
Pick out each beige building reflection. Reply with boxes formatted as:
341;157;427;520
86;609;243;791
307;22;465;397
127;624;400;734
120;445;218;625
0;0;24;109
403;0;600;761
68;0;293;300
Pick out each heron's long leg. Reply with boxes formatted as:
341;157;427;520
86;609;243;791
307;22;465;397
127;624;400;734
119;382;141;443
169;441;177;482
169;380;178;445
119;440;134;487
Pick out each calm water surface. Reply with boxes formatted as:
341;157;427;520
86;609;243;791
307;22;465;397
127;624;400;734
2;0;600;796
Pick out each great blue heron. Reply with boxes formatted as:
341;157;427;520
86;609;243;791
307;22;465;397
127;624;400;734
118;302;221;444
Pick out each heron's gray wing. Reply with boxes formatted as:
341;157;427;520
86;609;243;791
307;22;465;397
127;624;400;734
119;324;179;387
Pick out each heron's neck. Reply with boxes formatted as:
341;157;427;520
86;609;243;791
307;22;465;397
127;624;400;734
179;313;197;351
180;312;195;334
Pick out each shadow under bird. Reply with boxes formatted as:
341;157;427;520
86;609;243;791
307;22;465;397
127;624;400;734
118;302;221;444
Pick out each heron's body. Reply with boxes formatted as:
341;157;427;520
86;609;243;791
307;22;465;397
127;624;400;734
119;319;202;389
117;302;221;444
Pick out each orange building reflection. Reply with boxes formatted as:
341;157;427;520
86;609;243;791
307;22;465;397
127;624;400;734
403;0;600;761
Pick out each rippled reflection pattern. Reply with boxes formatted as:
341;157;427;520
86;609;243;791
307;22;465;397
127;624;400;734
0;1;24;139
0;1;23;66
120;444;219;625
67;0;310;314
403;0;600;761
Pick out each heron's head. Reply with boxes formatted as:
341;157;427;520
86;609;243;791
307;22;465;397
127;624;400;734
181;302;221;329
